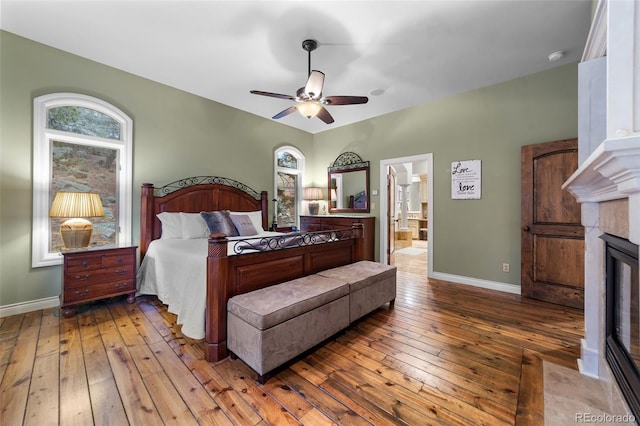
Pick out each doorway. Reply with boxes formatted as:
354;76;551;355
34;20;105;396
379;153;433;276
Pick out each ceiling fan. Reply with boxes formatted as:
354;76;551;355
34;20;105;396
250;39;368;124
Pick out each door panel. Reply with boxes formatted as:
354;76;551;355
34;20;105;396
522;138;584;309
534;152;581;224
534;236;584;287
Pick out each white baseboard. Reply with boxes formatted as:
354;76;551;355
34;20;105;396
578;338;600;379
429;271;521;295
0;296;59;318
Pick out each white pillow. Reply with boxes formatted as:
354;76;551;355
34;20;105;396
157;212;182;239
180;212;210;239
229;210;265;233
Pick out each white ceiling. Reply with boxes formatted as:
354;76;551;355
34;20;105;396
1;0;593;134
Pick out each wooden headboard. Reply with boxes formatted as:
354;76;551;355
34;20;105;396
140;176;268;258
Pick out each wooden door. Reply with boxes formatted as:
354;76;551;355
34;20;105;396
387;172;396;265
521;139;584;309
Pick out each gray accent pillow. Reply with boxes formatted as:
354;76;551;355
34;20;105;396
230;214;258;236
200;210;239;237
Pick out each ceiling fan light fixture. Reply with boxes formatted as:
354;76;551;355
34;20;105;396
250;38;367;124
297;101;322;118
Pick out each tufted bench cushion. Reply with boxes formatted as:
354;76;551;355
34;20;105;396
228;274;349;330
316;260;397;322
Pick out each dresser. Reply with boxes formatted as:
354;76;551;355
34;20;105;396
299;215;375;261
61;245;137;317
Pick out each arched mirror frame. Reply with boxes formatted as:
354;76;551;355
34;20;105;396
328;152;370;213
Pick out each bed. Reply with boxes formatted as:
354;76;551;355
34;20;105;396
138;176;367;362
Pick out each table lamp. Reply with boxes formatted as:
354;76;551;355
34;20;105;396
304;187;323;215
49;192;105;249
330;188;337;209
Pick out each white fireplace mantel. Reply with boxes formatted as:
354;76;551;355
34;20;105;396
563;136;640;203
563;136;640;245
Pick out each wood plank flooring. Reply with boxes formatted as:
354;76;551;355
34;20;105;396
1;270;583;425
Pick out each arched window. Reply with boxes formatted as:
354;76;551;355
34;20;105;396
274;146;305;228
32;93;133;267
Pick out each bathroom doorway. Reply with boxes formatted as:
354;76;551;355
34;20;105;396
379;153;433;276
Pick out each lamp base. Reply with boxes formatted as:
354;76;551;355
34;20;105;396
60;218;93;249
308;202;319;216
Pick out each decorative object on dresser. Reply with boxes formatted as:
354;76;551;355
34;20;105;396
300;215;375;261
49;191;105;249
328;152;370;213
61;245;137;317
303;186;323;215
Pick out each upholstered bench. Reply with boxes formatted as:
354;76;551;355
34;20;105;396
316;260;397;322
227;274;350;383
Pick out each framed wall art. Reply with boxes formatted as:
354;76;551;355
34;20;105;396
451;160;481;199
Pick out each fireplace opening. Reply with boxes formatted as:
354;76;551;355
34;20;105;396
604;233;640;418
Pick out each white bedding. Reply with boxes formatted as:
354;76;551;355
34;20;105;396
136;232;281;339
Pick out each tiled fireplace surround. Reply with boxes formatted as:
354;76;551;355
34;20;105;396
561;0;640;416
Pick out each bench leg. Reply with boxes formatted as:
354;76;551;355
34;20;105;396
229;351;238;360
389;299;395;308
257;372;272;385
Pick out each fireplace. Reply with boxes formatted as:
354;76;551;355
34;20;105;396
604;233;640;418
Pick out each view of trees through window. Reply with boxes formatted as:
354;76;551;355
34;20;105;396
276;171;297;227
48;106;121;140
49;147;118;252
276;151;300;227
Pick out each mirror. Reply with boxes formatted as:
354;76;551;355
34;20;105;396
328;152;370;213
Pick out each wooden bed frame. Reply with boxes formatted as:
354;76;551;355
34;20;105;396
140;176;366;362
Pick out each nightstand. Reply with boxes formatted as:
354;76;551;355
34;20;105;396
61;245;137;317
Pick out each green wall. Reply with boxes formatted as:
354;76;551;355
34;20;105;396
0;30;578;308
312;63;578;284
0;31;312;307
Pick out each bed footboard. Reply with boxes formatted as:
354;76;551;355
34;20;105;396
204;224;365;362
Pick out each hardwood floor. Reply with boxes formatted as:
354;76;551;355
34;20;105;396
1;270;583;425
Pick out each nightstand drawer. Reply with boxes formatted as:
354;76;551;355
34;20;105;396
66;255;103;272
104;252;135;268
65;266;135;288
64;279;135;303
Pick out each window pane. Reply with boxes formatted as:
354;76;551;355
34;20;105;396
276;171;297;227
50;140;118;251
48;106;121;140
277;151;297;169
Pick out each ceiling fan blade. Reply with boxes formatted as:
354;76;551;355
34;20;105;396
316;106;334;124
272;105;298;120
324;95;369;105
250;90;296;101
304;70;325;98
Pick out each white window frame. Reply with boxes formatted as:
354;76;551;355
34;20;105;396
274;146;305;228
32;93;133;267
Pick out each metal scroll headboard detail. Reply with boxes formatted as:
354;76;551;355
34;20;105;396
154;176;261;199
328;152;370;172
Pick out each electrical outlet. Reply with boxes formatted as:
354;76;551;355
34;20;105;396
502;263;510;273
